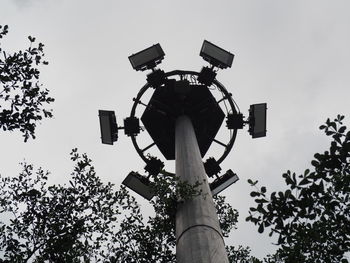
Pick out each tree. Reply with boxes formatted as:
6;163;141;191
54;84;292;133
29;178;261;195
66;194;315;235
0;149;121;262
3;113;348;261
247;115;350;263
106;172;241;262
0;150;245;262
0;25;54;141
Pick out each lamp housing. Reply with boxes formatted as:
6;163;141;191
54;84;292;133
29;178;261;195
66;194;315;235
210;169;239;196
129;44;165;71
98;110;118;145
200;40;234;69
122;171;154;200
249;103;267;138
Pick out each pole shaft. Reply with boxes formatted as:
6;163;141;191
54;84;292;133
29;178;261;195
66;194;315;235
175;115;229;263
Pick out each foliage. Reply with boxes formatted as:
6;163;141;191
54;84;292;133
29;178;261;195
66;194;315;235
0;150;240;262
0;149;120;262
107;171;240;262
215;194;239;237
107;172;186;263
246;115;350;263
0;24;54;141
226;245;262;263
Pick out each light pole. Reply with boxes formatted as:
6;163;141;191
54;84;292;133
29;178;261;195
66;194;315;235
98;40;267;262
175;115;228;262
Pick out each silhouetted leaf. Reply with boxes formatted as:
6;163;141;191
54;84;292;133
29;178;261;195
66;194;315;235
258;223;264;233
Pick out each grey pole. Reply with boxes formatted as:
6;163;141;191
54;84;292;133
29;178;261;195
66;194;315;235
175;115;229;263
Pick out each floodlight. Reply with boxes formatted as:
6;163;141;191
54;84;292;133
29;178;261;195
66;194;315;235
129;44;165;71
204;157;222;178
198;66;217;86
210;169;239;196
124;117;140;137
249;103;267;138
200;40;234;69
98;110;118;145
144;157;164;176
226;113;244;129
122;171;155;200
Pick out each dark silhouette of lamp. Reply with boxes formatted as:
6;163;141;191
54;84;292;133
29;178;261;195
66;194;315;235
249;103;267;138
128;43;165;72
226;103;267;138
122;171;154;200
210;169;239;196
98;110;118;145
200;40;234;69
198;40;234;86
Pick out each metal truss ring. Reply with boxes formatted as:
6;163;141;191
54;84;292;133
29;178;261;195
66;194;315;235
129;70;239;168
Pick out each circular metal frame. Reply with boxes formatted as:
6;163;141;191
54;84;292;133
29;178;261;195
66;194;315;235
129;70;239;167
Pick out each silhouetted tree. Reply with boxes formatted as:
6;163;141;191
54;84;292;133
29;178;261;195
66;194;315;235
4;111;348;261
106;172;243;262
247;115;350;263
0;149;120;262
0;25;54;141
0;149;244;262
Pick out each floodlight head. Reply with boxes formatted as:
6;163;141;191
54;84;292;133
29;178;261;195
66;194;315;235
129;44;165;71
200;40;234;69
122;171;155;200
98;110;118;145
204;157;222;178
210;169;239;196
249;103;267;138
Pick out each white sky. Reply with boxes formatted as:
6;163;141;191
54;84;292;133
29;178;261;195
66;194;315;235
1;0;350;259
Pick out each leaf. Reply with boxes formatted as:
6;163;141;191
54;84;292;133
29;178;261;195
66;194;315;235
311;160;319;167
250;191;260;197
285;176;294;186
258;223;264;233
299;178;310;186
339;126;346;134
255;198;268;204
28;36;36;42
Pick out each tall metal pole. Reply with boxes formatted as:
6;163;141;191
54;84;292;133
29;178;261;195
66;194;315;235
175;115;229;263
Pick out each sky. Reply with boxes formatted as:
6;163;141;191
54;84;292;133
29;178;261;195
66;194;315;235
1;0;350;259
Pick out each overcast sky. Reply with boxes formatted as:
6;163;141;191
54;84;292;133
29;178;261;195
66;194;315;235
1;0;350;259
